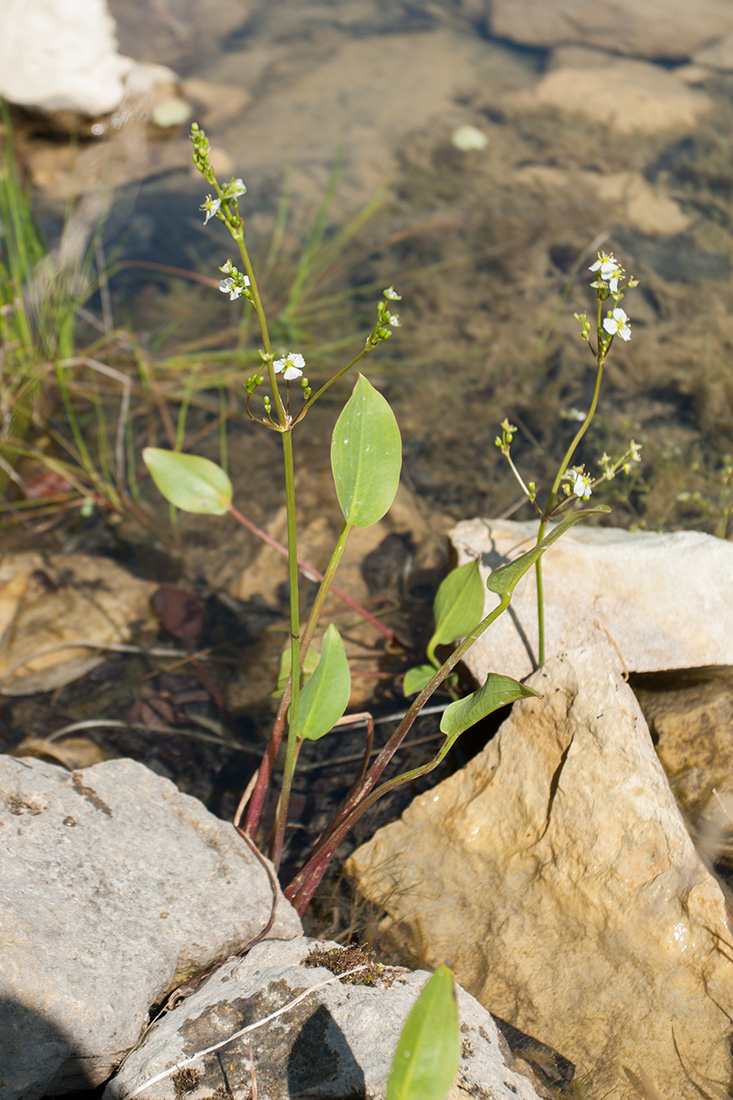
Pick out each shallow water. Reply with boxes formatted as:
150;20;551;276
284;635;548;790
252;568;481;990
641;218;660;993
84;0;733;543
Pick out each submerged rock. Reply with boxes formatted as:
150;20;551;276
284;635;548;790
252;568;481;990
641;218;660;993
349;646;733;1100
104;936;544;1100
489;0;733;61
0;756;301;1100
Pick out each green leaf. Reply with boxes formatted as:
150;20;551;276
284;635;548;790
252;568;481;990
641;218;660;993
272;643;321;698
403;664;436;697
295;624;351;741
331;374;402;528
427;558;484;665
486;506;609;598
440;673;540;746
143;448;232;515
386;965;461;1100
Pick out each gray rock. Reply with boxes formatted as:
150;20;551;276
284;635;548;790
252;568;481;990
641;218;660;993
0;756;301;1100
104;936;543;1100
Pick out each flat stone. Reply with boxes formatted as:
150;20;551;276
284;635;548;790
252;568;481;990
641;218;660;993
349;646;733;1100
0;756;301;1099
490;0;733;60
449;518;733;682
513;165;692;235
508;57;713;134
104;936;543;1100
0;552;156;696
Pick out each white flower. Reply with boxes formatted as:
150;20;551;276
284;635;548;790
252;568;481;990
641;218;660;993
384;286;401;301
273;352;306;381
202;195;221;225
388;313;400;327
226;178;246;199
602;307;632;342
590;252;622;294
219;275;250;300
564;467;593;500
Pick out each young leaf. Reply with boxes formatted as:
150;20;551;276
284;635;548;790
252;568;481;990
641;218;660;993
486;506;609;598
143;448;232;515
403;664;436;697
427;558;484;665
331;374;402;528
386;965;461;1100
440;673;540;746
273;643;321;698
296;623;351;741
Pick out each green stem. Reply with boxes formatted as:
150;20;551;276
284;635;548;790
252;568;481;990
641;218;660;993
285;592;511;911
535;298;609;666
300;520;352;657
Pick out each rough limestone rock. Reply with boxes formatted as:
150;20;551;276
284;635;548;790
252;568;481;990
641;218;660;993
348;647;733;1100
634;667;733;833
450;518;733;683
0;756;301;1100
105;936;543;1100
489;0;733;61
508;57;713;134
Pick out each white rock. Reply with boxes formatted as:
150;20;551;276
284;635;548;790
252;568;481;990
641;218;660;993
105;936;543;1100
490;0;733;60
349;646;733;1100
450;518;733;682
0;0;133;116
0;756;301;1099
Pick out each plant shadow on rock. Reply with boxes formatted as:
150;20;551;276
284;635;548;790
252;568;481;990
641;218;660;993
0;993;98;1100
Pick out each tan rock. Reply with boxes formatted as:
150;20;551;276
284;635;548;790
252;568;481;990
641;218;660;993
509;57;713;134
449;518;733;683
635;667;733;835
694;33;733;71
513;165;692;235
349;646;733;1100
490;0;733;61
0;552;155;695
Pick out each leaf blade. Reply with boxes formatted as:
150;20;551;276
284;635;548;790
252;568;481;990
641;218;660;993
296;623;351;741
331;374;402;528
440;674;540;745
143;448;232;515
486;506;609;597
386;965;461;1100
427;558;484;664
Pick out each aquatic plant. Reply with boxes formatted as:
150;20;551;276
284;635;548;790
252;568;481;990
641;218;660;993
143;123;605;913
495;250;642;665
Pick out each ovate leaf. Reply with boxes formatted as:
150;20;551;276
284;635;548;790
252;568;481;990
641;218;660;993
486;506;609;598
403;664;436;697
427;558;484;665
440;674;540;746
386;965;461;1100
331;374;402;528
143;448;232;515
295;624;351;741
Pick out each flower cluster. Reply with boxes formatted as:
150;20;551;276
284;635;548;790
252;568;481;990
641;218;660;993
366;287;402;348
201;177;247;227
587;251;638;346
218;259;251;301
563;466;593;501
